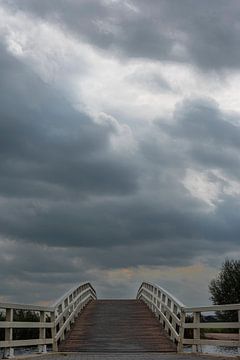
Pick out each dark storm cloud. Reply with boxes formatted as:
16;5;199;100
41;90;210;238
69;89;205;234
0;46;138;200
159;98;240;178
1;1;240;305
164;99;240;148
0;79;240;255
4;0;240;70
0;45;240;253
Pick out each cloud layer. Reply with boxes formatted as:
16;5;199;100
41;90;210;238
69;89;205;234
0;0;240;306
6;0;240;70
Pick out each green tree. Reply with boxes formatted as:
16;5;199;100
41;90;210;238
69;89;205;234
209;259;240;321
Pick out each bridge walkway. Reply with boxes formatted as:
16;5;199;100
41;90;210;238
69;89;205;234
21;354;230;360
59;300;176;353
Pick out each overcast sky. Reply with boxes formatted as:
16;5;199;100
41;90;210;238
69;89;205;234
0;0;240;307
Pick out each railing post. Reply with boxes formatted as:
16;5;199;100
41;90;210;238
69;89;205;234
165;309;170;334
58;302;65;342
171;314;176;341
38;311;47;353
193;311;200;352
51;311;58;352
4;308;14;359
177;309;185;353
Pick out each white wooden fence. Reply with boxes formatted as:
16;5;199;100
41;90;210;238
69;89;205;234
137;281;240;353
0;282;96;358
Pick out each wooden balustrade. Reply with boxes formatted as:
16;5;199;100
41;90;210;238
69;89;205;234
137;281;240;354
0;282;96;358
1;280;239;357
183;303;240;351
137;282;185;351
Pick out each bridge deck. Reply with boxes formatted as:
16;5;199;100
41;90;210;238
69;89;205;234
19;353;231;360
59;300;176;353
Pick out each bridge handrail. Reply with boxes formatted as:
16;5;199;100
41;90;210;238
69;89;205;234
0;303;52;312
52;282;96;308
0;282;96;358
185;303;240;312
182;303;240;351
137;281;240;353
137;281;185;307
137;281;185;349
53;282;96;343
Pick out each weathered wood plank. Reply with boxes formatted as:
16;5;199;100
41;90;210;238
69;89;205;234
59;300;177;353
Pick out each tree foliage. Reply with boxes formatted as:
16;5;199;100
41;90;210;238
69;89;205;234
209;259;240;321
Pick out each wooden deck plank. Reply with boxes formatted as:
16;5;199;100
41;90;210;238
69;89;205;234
59;300;176;353
12;353;233;360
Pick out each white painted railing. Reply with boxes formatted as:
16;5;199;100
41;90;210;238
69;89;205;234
137;281;240;353
183;304;240;352
1;280;239;357
137;281;185;351
0;282;96;358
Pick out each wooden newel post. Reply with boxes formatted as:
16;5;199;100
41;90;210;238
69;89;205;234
51;311;58;352
193;311;200;352
4;308;14;358
177;309;185;353
38;311;47;353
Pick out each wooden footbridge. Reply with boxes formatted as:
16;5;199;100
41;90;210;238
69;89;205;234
0;282;240;358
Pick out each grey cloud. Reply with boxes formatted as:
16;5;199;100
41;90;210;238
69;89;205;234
167;99;240;148
1;177;240;255
126;69;174;93
159;98;240;178
4;0;240;70
1;1;240;305
0;237;235;304
0;239;98;303
0;49;240;259
0;46;138;199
